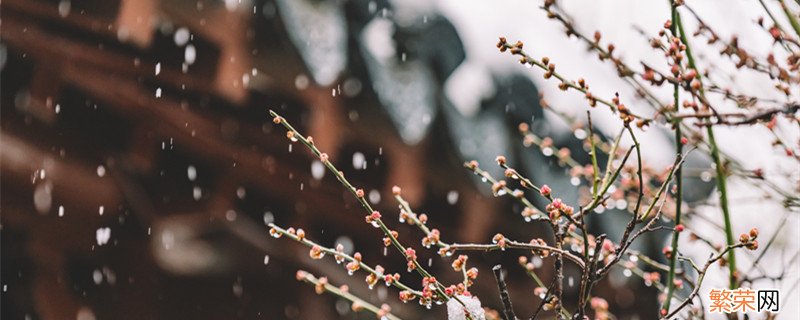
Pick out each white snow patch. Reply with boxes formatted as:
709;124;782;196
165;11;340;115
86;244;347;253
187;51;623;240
446;295;485;320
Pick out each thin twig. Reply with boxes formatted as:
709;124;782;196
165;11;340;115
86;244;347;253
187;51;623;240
297;271;402;320
663;243;750;319
492;265;518;320
446;242;586;270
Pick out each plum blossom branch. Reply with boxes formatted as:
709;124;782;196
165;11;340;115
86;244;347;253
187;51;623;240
268;224;422;296
296;270;401;320
269;110;474;315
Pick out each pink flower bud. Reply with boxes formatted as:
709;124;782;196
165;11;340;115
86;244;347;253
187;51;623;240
540;184;552;197
404;248;416;260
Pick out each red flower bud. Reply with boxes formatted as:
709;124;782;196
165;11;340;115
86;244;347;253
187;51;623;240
540;184;552;197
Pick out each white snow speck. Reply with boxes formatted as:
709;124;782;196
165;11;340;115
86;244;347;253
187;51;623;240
623;269;633;277
57;0;71;17
187;165;197;181
310;160;325;180
93;269;103;285
574;128;587;139
192;186;202;200
263;211;274;225
447;190;459;205
96;228;111;246
334;236;354;255
352;152;366;170
174;28;190;46
368;189;381;204
33;182;53;214
294;74;309;90
96;165;106;177
155;63;161;76
225;210;237;221
532;256;543;268
184;45;197;65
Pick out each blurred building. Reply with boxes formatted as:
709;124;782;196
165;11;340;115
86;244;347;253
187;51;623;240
1;0;710;319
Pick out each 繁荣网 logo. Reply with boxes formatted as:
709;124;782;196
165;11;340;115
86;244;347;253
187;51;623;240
707;288;779;313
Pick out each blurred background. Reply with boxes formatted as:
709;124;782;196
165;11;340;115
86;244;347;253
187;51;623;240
1;0;798;319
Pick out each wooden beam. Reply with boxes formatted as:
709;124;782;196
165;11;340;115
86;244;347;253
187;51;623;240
115;0;157;47
0;14;216;97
